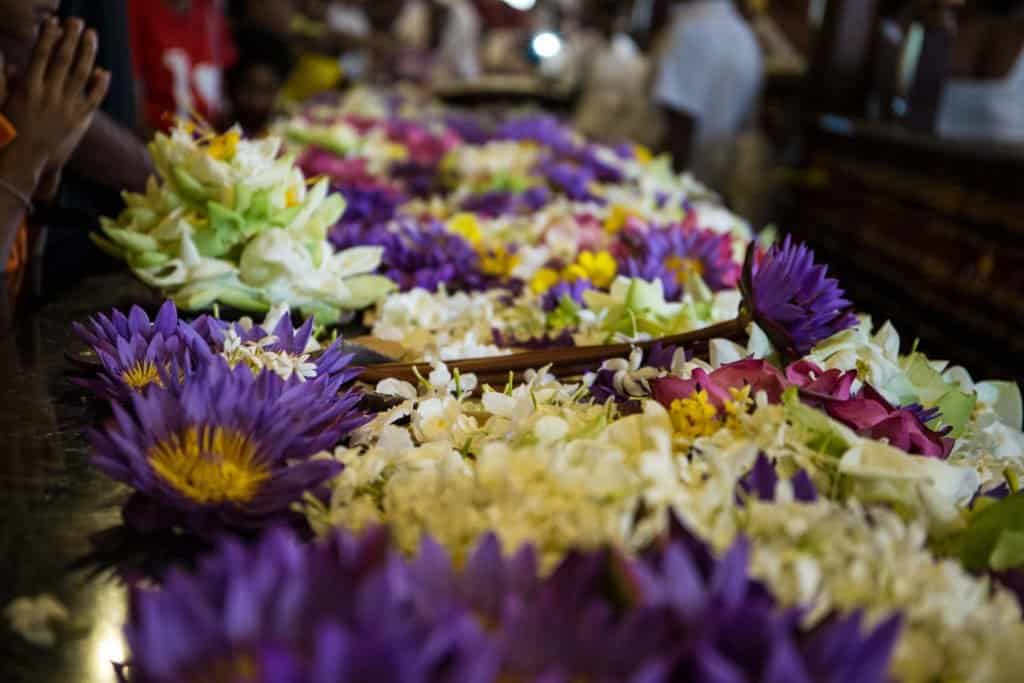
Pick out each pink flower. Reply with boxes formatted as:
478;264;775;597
650;359;787;409
827;386;954;459
785;360;856;407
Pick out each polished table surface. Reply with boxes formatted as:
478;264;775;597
0;274;162;683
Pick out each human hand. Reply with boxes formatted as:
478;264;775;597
0;18;110;196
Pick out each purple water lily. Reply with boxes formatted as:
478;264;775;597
459;186;551;218
72;301;211;402
331;218;511;293
119;521;900;682
494;114;577;153
89;359;366;535
620;223;740;299
741;237;858;356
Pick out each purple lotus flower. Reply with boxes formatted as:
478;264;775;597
72;301;212;402
189;312;364;386
89;359;366;534
119;522;900;682
620;224;740;299
331;218;513;293
495;114;576;153
335;184;407;226
827;385;954;458
741;237;858;356
535;156;602;203
540;278;594;312
459;186;551;218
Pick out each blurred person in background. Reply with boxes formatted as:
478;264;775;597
397;0;482;82
572;0;660;146
0;15;110;315
128;0;238;133
654;0;763;188
225;30;295;135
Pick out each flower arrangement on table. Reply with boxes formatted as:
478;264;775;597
71;233;1024;682
93;121;395;324
66;90;1024;682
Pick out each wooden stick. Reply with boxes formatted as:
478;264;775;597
358;317;748;386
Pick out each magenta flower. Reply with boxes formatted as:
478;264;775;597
651;359;789;410
785;360;857;408
827;385;954;458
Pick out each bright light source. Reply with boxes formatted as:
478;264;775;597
531;31;563;60
503;0;537;9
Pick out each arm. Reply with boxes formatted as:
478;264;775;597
0;148;36;269
660;106;697;173
66;111;152;194
652;16;708;172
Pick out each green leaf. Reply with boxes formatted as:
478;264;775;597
170;166;210;205
959;493;1024;572
935;388;976;438
990;530;1024;571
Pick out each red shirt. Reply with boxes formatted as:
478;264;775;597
128;0;238;130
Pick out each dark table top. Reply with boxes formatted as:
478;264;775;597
0;274;163;683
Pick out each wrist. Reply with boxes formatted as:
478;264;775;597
0;142;47;196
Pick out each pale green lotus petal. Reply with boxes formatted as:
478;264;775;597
332;246;385;279
102;227;160;254
839;439;979;507
336;274;397;309
976;381;1023;430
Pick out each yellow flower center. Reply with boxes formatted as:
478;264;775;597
669;386;752;439
207;130;240;161
284;186;300;208
669;390;720;439
603;204;634;234
448;212;483;247
148;426;270;505
665;256;705;284
121;362;164;392
634;145;653;164
529;268;560;294
565;250;617;288
480;246;521;277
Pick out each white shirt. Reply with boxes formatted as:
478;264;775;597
655;1;763;186
938;49;1024;145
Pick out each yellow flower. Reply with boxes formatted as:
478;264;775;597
148;426;269;504
669;390;720;440
603;204;635;234
570;250;617;288
385;142;409;161
480;246;521;277
723;385;752;419
207;130;240;161
448;213;483;247
634;145;653;164
121;361;164;392
530;268;560;294
664;255;705;284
